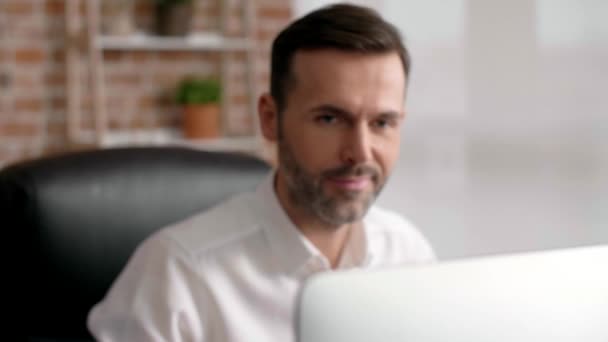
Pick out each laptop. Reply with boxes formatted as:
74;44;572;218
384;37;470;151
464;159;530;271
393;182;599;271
296;244;608;342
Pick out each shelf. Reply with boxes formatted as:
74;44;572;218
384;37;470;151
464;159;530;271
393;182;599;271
96;32;254;51
68;0;260;156
100;129;261;153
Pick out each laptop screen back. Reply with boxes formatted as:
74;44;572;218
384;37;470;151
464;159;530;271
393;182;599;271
296;245;608;342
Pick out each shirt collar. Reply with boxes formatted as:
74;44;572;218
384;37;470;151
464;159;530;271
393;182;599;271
255;173;319;276
254;172;376;277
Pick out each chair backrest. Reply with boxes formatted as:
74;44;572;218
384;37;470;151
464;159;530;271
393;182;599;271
0;147;270;341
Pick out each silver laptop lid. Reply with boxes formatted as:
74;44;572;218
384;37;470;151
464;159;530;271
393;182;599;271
296;245;608;342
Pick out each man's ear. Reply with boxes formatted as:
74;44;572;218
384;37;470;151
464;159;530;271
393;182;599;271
258;93;279;142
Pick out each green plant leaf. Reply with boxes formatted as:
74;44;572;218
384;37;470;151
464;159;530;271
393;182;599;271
176;78;221;105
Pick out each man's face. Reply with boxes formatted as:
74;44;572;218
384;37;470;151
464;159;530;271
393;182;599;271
264;49;406;227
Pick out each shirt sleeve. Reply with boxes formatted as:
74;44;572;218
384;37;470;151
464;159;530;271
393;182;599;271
399;214;437;263
408;229;437;263
87;233;211;342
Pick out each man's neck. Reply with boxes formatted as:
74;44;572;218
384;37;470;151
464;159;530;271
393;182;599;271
274;173;354;268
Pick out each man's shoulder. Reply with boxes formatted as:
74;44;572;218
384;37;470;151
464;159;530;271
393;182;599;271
153;191;263;256
365;205;436;262
365;205;417;233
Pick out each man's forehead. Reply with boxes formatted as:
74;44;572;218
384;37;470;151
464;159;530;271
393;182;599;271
288;49;405;92
283;53;405;115
289;49;406;86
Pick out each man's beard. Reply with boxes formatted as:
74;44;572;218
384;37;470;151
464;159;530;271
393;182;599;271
278;138;385;227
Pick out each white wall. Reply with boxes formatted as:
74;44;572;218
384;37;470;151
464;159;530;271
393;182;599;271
292;0;608;260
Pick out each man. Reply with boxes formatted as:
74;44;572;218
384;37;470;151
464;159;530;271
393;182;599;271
88;4;435;341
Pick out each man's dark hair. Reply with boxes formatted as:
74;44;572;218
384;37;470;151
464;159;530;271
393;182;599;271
270;3;410;113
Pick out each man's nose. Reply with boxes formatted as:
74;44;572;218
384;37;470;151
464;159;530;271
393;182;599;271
340;124;373;165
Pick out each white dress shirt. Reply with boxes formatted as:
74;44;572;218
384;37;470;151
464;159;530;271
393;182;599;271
88;173;435;342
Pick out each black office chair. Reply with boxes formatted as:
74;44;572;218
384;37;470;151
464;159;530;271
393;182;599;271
0;147;270;341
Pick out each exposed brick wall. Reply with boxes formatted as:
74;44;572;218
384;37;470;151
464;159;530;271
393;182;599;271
0;0;292;167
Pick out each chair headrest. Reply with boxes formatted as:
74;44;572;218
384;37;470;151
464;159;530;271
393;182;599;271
0;147;270;339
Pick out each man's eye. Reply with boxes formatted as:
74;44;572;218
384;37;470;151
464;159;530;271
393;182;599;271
374;119;388;128
316;114;338;124
372;118;394;129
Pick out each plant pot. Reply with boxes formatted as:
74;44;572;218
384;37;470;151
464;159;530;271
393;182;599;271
156;2;193;36
182;104;221;139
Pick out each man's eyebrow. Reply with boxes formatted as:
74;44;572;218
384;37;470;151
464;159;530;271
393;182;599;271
309;104;353;117
309;105;403;119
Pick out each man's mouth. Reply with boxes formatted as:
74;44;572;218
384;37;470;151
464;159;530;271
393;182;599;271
327;176;371;191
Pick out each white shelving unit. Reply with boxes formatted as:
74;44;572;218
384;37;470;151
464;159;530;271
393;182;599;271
96;32;253;51
65;0;264;156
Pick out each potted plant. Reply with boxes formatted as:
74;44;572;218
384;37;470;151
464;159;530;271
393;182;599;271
154;0;193;36
176;78;222;139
